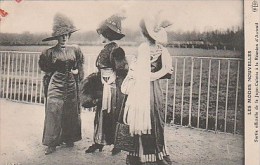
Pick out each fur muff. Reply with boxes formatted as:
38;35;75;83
110;47;128;77
79;72;103;108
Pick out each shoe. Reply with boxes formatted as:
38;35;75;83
163;156;173;165
59;142;66;146
45;146;56;155
85;143;104;153
111;147;121;155
66;142;74;147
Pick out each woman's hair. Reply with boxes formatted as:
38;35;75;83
139;19;156;44
97;25;118;41
56;33;71;40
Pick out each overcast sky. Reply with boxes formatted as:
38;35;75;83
0;0;243;34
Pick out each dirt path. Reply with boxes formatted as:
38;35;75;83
0;100;243;165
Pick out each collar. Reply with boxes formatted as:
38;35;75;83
104;41;118;48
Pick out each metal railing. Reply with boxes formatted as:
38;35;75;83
0;51;244;134
164;56;243;134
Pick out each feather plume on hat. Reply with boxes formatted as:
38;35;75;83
144;10;172;44
42;13;78;42
96;11;126;40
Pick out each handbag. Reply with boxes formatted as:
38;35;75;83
114;122;135;152
114;96;135;152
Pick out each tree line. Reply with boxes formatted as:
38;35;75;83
0;27;243;51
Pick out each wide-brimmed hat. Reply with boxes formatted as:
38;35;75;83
97;14;125;40
143;12;172;44
42;13;78;42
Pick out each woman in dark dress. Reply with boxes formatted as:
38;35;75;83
82;14;128;155
122;15;173;165
39;13;84;155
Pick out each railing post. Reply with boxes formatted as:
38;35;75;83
224;60;230;132
2;53;7;98
22;53;27;101
31;53;35;103
6;52;10;99
18;53;22;101
14;53;18;100
181;58;186;126
35;54;39;103
188;57;194;127
10;53;15;99
234;61;240;134
10;52;14;99
172;58;178;124
9;52;14;100
206;59;212;130
197;59;203;128
26;53;31;102
215;60;221;132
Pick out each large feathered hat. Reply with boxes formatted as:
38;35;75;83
97;14;125;40
42;13;78;42
143;11;172;44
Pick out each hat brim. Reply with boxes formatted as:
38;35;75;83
106;24;125;40
42;29;78;42
97;24;125;40
144;19;167;44
111;32;125;40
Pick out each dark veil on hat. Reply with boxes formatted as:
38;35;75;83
42;13;78;42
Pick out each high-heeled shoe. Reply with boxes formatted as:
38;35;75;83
45;146;56;155
85;143;104;153
163;155;173;165
111;147;121;155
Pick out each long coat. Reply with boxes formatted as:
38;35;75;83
39;44;84;146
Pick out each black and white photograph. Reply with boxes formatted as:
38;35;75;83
0;0;258;165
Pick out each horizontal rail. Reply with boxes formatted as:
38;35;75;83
0;51;41;54
0;51;243;60
173;55;243;61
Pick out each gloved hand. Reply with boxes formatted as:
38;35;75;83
71;69;78;74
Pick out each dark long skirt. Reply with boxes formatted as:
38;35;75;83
127;80;171;165
42;72;82;147
93;78;125;145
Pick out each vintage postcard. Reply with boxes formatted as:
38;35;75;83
0;0;259;165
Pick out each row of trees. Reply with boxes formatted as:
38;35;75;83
167;27;244;50
0;28;244;51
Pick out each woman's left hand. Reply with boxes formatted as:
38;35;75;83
71;69;78;74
